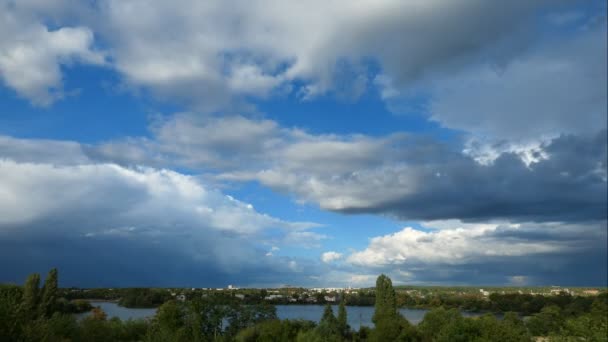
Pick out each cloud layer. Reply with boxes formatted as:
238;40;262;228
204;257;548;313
85;114;607;223
1;1;605;287
0;1;104;105
0;158;321;286
347;220;607;286
2;0;589;114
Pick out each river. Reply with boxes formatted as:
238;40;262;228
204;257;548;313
81;301;486;329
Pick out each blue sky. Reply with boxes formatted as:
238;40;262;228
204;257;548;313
0;0;606;288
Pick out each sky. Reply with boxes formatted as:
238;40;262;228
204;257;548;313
0;0;606;288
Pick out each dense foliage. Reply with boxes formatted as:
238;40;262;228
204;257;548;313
1;270;606;341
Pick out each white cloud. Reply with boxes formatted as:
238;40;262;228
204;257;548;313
427;20;607;142
347;221;589;267
0;159;320;238
0;157;330;285
321;251;343;263
349;274;376;286
345;218;606;285
509;275;528;286
283;231;328;249
3;0;566;110
85;112;607;223
0;2;104;105
0;135;90;165
95;0;559;110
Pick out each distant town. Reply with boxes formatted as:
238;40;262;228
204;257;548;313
64;284;605;309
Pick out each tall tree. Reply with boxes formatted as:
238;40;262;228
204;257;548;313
314;303;341;339
20;273;40;320
371;274;406;342
321;304;337;326
372;274;398;324
337;296;348;337
40;268;58;317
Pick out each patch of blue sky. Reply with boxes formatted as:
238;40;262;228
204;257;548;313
255;81;459;143
225;180;408;255
0;65;182;143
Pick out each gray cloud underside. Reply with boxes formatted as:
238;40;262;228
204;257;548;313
344;220;607;286
341;130;607;222
1;0;606;286
1;0;579;111
0;160;322;287
78;113;607;223
1;131;605;286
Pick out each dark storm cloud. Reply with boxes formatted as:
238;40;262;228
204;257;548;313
0;160;323;287
3;124;605;225
0;231;282;287
339;130;607;223
84;123;606;224
392;251;607;286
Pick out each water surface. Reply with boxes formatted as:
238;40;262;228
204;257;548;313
82;302;484;329
79;301;157;321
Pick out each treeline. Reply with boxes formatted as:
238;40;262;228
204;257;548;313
1;269;607;341
118;288;172;308
61;284;607;316
394;291;607;316
61;288;171;308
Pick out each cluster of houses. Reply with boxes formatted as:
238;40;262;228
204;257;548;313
164;285;602;304
309;287;358;294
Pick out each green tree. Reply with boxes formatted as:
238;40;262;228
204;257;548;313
337;298;349;337
297;304;342;342
418;307;462;340
319;304;340;335
20;273;41;321
435;317;480;342
370;274;410;342
551;297;608;342
40;268;58;317
226;301;277;337
372;274;397;325
0;285;23;340
526;305;563;336
236;319;316;342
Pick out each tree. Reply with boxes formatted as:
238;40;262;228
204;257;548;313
156;300;183;332
40;268;58;317
236;319;315;342
319;304;340;334
90;307;108;321
321;304;337;325
372;274;398;325
418;307;462;340
370;274;409;342
526;305;564;336
337;298;349;337
0;285;24;341
20;273;41;321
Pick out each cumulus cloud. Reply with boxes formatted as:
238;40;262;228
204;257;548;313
0;135;90;164
0;1;104;105
0;132;605;285
84;113;607;223
96;0;572;111
349;224;556;266
0;158;322;286
347;220;607;285
321;251;343;263
1;1;605;287
2;0;576;110
428;20;607;141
